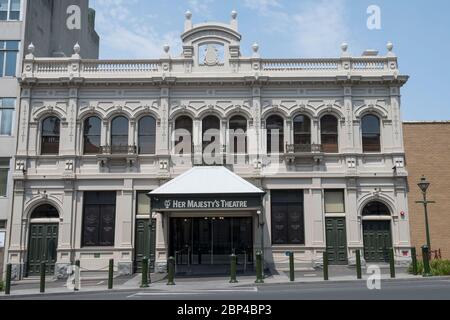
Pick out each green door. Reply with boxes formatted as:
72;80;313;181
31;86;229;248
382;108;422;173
326;218;348;265
363;221;392;262
134;219;156;273
27;224;58;277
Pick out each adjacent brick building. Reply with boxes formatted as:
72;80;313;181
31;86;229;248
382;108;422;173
404;122;450;259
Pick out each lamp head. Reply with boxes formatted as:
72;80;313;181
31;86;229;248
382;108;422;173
418;176;430;193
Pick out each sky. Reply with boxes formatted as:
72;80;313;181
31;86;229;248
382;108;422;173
90;0;450;121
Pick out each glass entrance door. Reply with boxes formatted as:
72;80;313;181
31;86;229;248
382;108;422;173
170;217;253;267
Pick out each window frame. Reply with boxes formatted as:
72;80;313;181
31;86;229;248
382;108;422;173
324;189;346;214
40;116;61;155
110;116;129;154
361;114;382;153
320;115;339;153
174;115;193;155
229;115;248;154
293;115;312;147
266;115;285;154
0;98;15;136
0;40;20;77
83;116;102;155
138;116;156;155
0;0;21;21
0;158;9;197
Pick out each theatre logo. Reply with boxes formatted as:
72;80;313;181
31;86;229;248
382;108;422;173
164;199;249;210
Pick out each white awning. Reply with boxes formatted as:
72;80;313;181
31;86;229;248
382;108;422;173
150;166;265;195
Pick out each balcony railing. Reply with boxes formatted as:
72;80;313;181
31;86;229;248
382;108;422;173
100;145;137;155
286;144;323;154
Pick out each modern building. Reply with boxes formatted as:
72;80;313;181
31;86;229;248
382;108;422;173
0;0;98;279
7;11;412;280
404;122;450;259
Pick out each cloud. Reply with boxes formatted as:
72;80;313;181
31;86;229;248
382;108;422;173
187;0;215;16
243;0;282;13
92;0;180;59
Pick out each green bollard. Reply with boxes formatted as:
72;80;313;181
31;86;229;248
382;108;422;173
255;251;264;284
422;246;432;277
40;263;46;293
289;252;295;282
230;254;238;284
141;257;149;288
167;257;176;286
74;260;81;292
411;247;418;276
323;252;329;281
389;248;396;279
108;259;114;290
356;250;362;280
5;264;12;295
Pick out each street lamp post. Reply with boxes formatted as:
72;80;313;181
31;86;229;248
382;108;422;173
416;176;435;251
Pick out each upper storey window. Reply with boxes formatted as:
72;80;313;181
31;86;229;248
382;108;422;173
266;115;284;154
41;117;60;155
321;115;339;153
0;41;19;77
138;116;156;155
174;116;193;155
202;115;220;153
293;115;311;147
0;0;20;21
111;116;129;154
362;115;381;153
229;116;247;154
83;117;101;155
0;98;14;136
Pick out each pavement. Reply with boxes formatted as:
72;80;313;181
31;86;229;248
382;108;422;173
1;265;448;300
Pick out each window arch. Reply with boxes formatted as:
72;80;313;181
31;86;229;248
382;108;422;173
362;115;381;153
41;116;60;155
202;115;220;153
111;116;129;154
138;116;156;155
321;115;339;153
83;116;101;155
266;115;284;154
30;204;59;220
362;201;391;216
174;116;193;154
229;115;247;154
293;115;311;151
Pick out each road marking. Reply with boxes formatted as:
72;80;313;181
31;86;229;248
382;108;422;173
127;287;258;298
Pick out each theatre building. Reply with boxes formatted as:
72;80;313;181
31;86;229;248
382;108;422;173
6;11;412;279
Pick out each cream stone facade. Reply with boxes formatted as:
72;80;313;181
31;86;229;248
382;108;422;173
7;12;412;279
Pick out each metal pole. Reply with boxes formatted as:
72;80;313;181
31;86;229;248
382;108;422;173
40;263;46;293
289;252;295;282
411;247;418;276
230;254;238;284
389;248;396;279
141;257;149;288
356;250;362;280
108;259;114;290
323;252;329;281
422;192;432;251
5;264;11;295
255;251;264;284
167;256;176;286
422;246;432;277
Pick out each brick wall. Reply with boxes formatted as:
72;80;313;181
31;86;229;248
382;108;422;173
403;122;450;259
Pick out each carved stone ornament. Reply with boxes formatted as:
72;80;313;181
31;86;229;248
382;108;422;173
204;44;219;66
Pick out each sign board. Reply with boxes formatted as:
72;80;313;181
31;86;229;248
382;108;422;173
0;231;5;248
151;195;262;212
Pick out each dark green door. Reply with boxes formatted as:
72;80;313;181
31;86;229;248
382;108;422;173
134;219;156;273
27;224;58;277
326;218;348;265
363;221;392;262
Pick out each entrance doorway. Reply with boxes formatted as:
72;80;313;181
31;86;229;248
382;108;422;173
27;204;60;276
170;217;253;272
325;218;348;265
134;219;156;273
363;221;392;263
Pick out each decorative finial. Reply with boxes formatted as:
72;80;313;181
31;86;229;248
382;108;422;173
163;44;170;53
341;42;348;53
185;10;192;20
28;43;35;54
231;10;238;19
252;43;259;53
387;41;394;52
74;42;81;54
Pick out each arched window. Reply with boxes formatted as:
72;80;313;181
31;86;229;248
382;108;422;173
174;116;193;154
83;117;101;155
229;115;247;154
321;115;339;153
266;115;284;154
111;116;129;154
362;115;381;153
202;115;220;153
293;115;311;152
362;201;391;216
30;204;59;219
138;116;156;155
41;116;60;155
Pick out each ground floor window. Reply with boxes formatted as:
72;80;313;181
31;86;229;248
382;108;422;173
324;190;345;213
271;190;305;245
82;192;117;247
